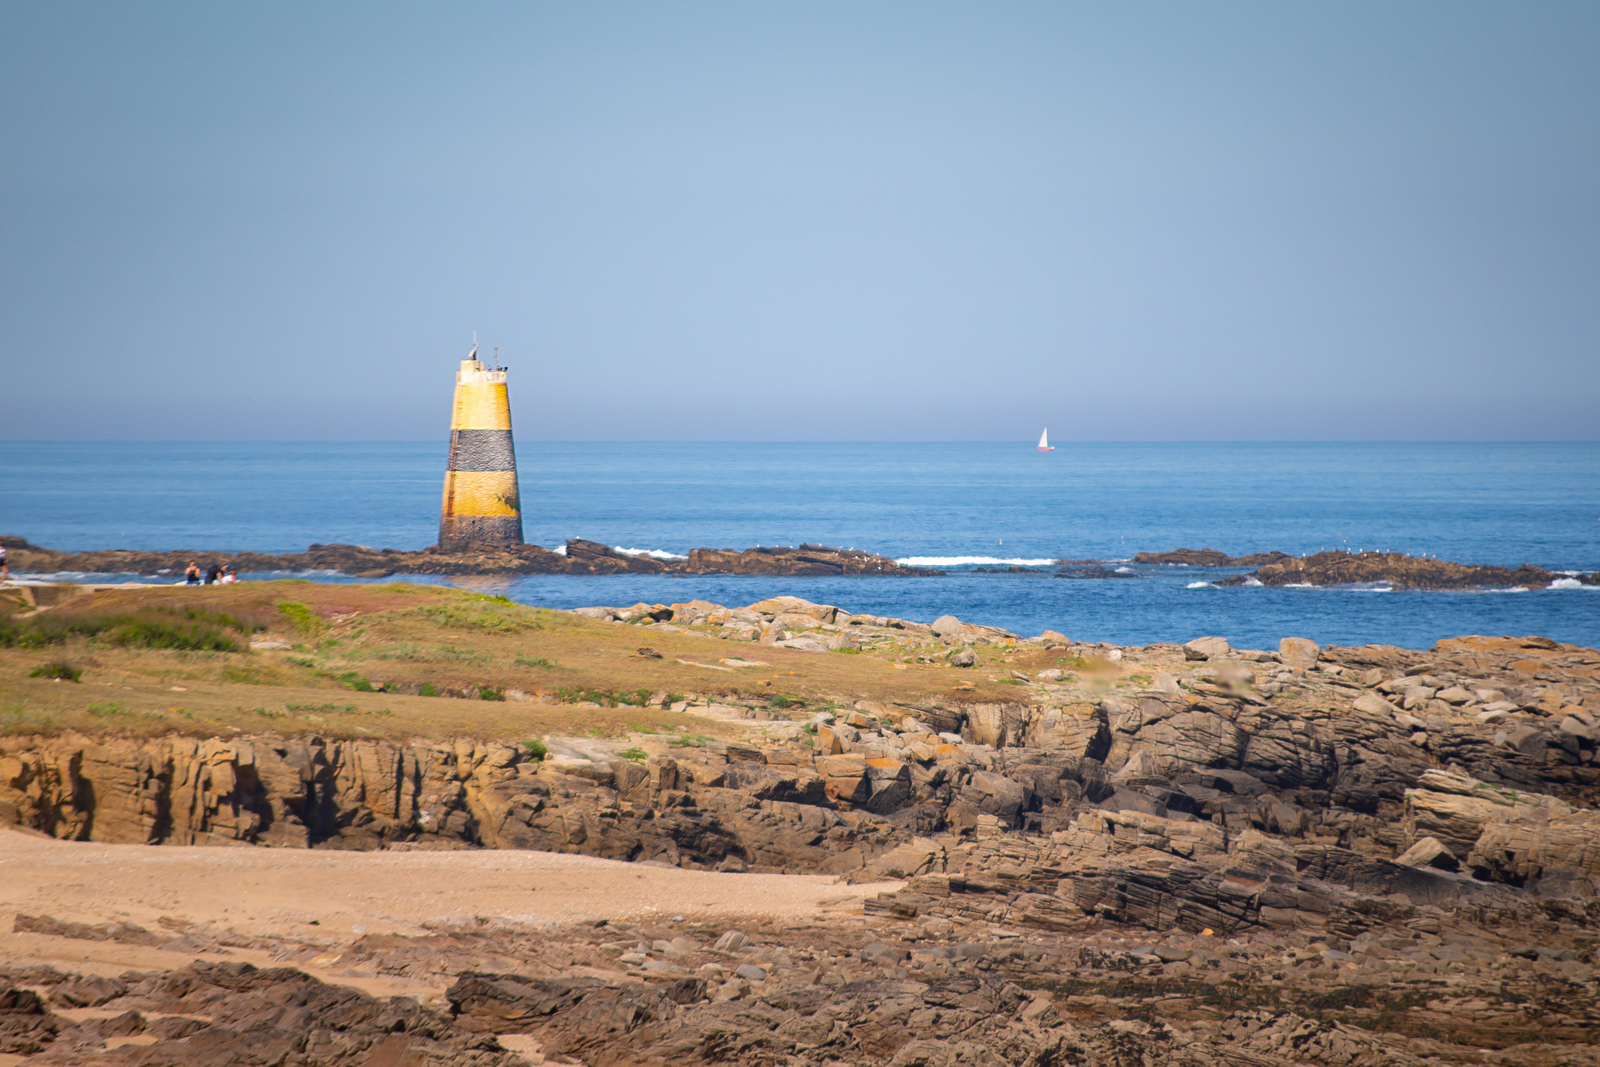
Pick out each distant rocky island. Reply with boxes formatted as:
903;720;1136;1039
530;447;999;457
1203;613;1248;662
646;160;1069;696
0;536;936;578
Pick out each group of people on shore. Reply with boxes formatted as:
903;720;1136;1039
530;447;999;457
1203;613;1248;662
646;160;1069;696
183;561;237;585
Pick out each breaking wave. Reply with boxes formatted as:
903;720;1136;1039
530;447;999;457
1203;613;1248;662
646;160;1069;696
1550;577;1594;590
1242;576;1264;587
896;556;1057;567
615;547;688;561
1186;580;1214;589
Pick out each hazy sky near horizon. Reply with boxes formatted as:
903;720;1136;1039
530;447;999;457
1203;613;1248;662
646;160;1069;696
2;3;1597;442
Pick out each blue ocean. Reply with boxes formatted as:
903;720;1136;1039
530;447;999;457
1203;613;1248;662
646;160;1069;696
2;442;1596;650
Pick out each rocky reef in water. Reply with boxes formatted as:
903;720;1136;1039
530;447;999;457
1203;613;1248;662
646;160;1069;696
0;536;935;579
1138;545;1599;590
1219;549;1600;590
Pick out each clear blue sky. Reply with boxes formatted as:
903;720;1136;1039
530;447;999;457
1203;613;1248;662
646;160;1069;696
2;2;1596;441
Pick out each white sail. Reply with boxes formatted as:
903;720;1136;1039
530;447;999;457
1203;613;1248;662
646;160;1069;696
1038;428;1049;449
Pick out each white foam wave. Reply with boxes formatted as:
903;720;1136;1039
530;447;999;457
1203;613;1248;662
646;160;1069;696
552;544;567;556
1550;577;1594;590
1487;586;1530;594
896;556;1057;567
1284;582;1315;588
1186;580;1214;589
614;546;688;561
1115;566;1133;574
1242;576;1263;587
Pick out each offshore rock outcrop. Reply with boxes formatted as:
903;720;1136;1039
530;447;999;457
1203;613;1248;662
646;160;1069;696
1136;545;1600;589
1220;549;1600;590
0;536;934;579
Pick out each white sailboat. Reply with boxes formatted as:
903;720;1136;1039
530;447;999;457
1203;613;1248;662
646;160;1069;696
1036;428;1054;452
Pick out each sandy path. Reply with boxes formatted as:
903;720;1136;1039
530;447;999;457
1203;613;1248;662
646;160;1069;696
0;830;894;942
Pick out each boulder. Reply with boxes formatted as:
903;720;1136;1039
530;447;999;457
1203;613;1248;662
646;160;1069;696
1184;636;1231;660
1277;637;1320;670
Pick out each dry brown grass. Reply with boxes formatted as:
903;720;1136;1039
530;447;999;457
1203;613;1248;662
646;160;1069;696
0;580;1026;741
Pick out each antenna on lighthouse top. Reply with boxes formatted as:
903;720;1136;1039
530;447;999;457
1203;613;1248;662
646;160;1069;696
468;331;478;362
493;346;500;369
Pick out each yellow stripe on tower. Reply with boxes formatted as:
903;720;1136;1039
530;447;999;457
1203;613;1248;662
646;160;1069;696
452;379;513;430
440;470;521;517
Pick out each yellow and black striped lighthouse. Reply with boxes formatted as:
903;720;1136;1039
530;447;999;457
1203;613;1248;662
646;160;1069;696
438;345;523;549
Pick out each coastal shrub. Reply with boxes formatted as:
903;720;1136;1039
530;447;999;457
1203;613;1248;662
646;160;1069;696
621;747;647;762
86;701;133;718
418;682;438;697
521;738;549;760
476;684;505;701
514;653;558;669
277;601;327;638
768;693;799;709
30;660;82;682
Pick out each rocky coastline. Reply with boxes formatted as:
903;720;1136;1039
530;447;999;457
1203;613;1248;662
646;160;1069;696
3;579;1600;1064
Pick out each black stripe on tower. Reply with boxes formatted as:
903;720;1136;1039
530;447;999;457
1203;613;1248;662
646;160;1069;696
446;429;517;472
439;515;523;548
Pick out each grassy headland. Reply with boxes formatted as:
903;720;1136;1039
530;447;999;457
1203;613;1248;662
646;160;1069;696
0;580;1083;742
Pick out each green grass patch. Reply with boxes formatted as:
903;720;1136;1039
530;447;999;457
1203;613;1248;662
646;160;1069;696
277;601;328;638
521;738;549;760
406;596;539;634
4;607;252;652
333;671;374;692
514;653;559;669
477;684;505;701
621;747;647;762
86;700;133;718
0;700;56;735
418;682;438;697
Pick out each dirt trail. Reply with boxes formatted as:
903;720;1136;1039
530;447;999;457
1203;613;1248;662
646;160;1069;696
0;829;894;942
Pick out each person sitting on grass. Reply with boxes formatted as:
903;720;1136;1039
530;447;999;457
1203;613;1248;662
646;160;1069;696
184;561;201;585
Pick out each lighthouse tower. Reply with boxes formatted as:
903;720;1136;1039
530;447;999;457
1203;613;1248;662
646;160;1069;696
438;345;523;550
